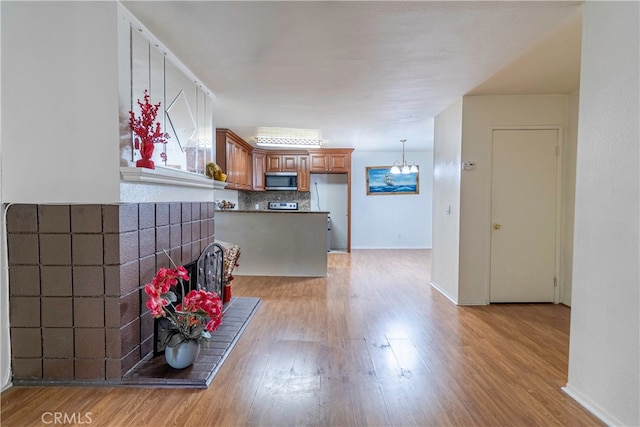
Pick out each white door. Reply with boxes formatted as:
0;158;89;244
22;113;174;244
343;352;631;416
490;129;558;302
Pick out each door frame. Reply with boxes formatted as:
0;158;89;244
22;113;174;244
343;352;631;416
488;125;564;304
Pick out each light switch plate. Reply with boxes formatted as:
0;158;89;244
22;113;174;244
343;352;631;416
462;161;476;170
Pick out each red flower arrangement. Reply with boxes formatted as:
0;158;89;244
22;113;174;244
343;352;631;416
144;256;223;347
128;89;169;169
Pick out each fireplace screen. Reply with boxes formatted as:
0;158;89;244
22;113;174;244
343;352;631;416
195;242;225;298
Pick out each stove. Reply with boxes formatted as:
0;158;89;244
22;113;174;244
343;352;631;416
268;201;298;211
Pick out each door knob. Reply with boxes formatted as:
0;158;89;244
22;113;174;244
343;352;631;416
492;223;502;230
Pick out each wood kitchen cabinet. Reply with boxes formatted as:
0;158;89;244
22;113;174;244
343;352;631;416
266;153;298;172
216;128;253;190
265;151;310;191
297;154;310;192
308;149;353;173
252;149;266;191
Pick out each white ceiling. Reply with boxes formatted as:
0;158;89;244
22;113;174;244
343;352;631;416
121;1;583;153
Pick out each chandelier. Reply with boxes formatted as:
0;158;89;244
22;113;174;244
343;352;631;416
390;139;418;174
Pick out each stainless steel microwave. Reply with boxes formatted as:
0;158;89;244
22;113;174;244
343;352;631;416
265;172;298;190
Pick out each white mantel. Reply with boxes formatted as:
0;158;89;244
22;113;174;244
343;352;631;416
120;166;226;203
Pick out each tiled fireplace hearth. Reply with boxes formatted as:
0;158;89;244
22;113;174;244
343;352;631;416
7;202;215;384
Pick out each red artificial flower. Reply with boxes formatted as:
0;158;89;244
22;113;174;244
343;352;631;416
144;283;159;299
176;266;189;280
142;256;223;344
146;297;166;317
205;317;222;332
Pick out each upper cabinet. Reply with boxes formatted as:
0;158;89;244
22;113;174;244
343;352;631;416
296;155;310;192
308;149;354;173
212;134;354;192
266;153;299;172
216;129;253;190
265;151;310;191
252;149;266;191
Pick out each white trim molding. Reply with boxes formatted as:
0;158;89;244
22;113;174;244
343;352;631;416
120;166;226;203
429;281;459;305
120;166;227;190
562;384;625;426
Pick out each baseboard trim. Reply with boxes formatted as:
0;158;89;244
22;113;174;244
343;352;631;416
428;281;458;305
457;300;490;306
562;384;626;426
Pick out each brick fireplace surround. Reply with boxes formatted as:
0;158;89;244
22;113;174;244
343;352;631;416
6;202;215;383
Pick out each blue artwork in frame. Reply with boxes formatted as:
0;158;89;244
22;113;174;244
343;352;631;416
366;166;419;195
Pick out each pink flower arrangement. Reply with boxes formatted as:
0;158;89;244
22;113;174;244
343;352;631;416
144;257;223;347
128;89;170;169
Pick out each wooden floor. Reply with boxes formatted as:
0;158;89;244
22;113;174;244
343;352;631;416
1;250;603;426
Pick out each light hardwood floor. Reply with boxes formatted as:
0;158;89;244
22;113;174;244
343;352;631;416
1;250;603;426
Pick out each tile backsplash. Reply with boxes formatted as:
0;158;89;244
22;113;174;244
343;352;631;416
238;191;311;211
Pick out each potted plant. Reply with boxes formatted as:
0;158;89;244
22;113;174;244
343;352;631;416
144;255;223;369
128;89;170;169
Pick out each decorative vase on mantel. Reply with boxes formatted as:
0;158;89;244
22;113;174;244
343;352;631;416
136;141;155;170
165;339;200;369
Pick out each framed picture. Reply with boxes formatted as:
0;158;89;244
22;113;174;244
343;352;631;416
366;166;419;195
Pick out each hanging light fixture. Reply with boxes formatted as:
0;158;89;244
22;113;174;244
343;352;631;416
390;139;419;175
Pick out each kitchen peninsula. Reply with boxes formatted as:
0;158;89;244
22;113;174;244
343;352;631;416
215;210;329;277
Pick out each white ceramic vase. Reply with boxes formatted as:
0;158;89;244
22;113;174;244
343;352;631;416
164;339;200;369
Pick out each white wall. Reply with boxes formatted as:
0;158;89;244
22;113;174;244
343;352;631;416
560;89;579;306
458;95;570;304
0;7;7;392
0;215;6;392
2;1;121;204
351;150;432;249
310;173;348;250
430;99;463;303
564;2;639;425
